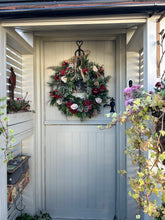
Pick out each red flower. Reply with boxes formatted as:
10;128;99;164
55;90;58;93
83;68;88;74
66;101;72;108
84;99;91;106
155;82;161;87
62;61;68;66
99;67;104;72
61;69;66;76
69;109;77;114
98;73;102;77
92;88;100;95
100;85;106;92
88;105;92;110
66;67;69;71
10;76;13;82
55;75;60;81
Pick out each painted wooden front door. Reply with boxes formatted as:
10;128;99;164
44;41;116;220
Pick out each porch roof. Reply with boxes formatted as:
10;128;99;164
0;1;165;19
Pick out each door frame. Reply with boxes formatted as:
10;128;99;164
34;34;126;220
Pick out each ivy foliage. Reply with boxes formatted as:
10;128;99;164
0;97;15;163
102;89;165;219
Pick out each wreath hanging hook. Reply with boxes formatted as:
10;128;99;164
74;40;85;56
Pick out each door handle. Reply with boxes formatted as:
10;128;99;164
104;97;115;113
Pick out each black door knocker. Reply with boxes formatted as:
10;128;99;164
104;97;115;113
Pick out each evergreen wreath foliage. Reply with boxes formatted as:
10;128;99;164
48;55;111;121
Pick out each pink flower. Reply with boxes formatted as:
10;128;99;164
124;87;131;96
136;85;141;89
125;100;129;106
17;98;19;100
128;98;134;103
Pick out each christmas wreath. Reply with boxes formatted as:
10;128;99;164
48;54;111;121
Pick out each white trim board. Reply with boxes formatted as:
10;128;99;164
1;15;147;27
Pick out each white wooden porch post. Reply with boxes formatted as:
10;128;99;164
0;26;7;220
143;16;158;220
143;16;157;91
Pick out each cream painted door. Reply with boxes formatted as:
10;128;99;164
44;41;116;220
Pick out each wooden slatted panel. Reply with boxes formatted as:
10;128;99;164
6;46;23;99
139;48;144;85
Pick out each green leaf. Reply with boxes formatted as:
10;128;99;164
159;152;165;161
151;152;156;158
0;97;7;102
112;113;117;118
0;105;6;109
9;145;13;149
134;99;141;106
137;172;144;178
159;130;165;136
97;125;102;129
3;116;8;122
162;192;165;202
11;138;15;143
9;129;14;134
139;178;144;186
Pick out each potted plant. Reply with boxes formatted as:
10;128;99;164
16;211;52;220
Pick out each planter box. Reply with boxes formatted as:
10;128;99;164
8;112;33;126
7;155;30;185
7;155;30;205
7;170;29;205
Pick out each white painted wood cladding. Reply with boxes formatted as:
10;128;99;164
46;126;116;219
43;41;116;219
